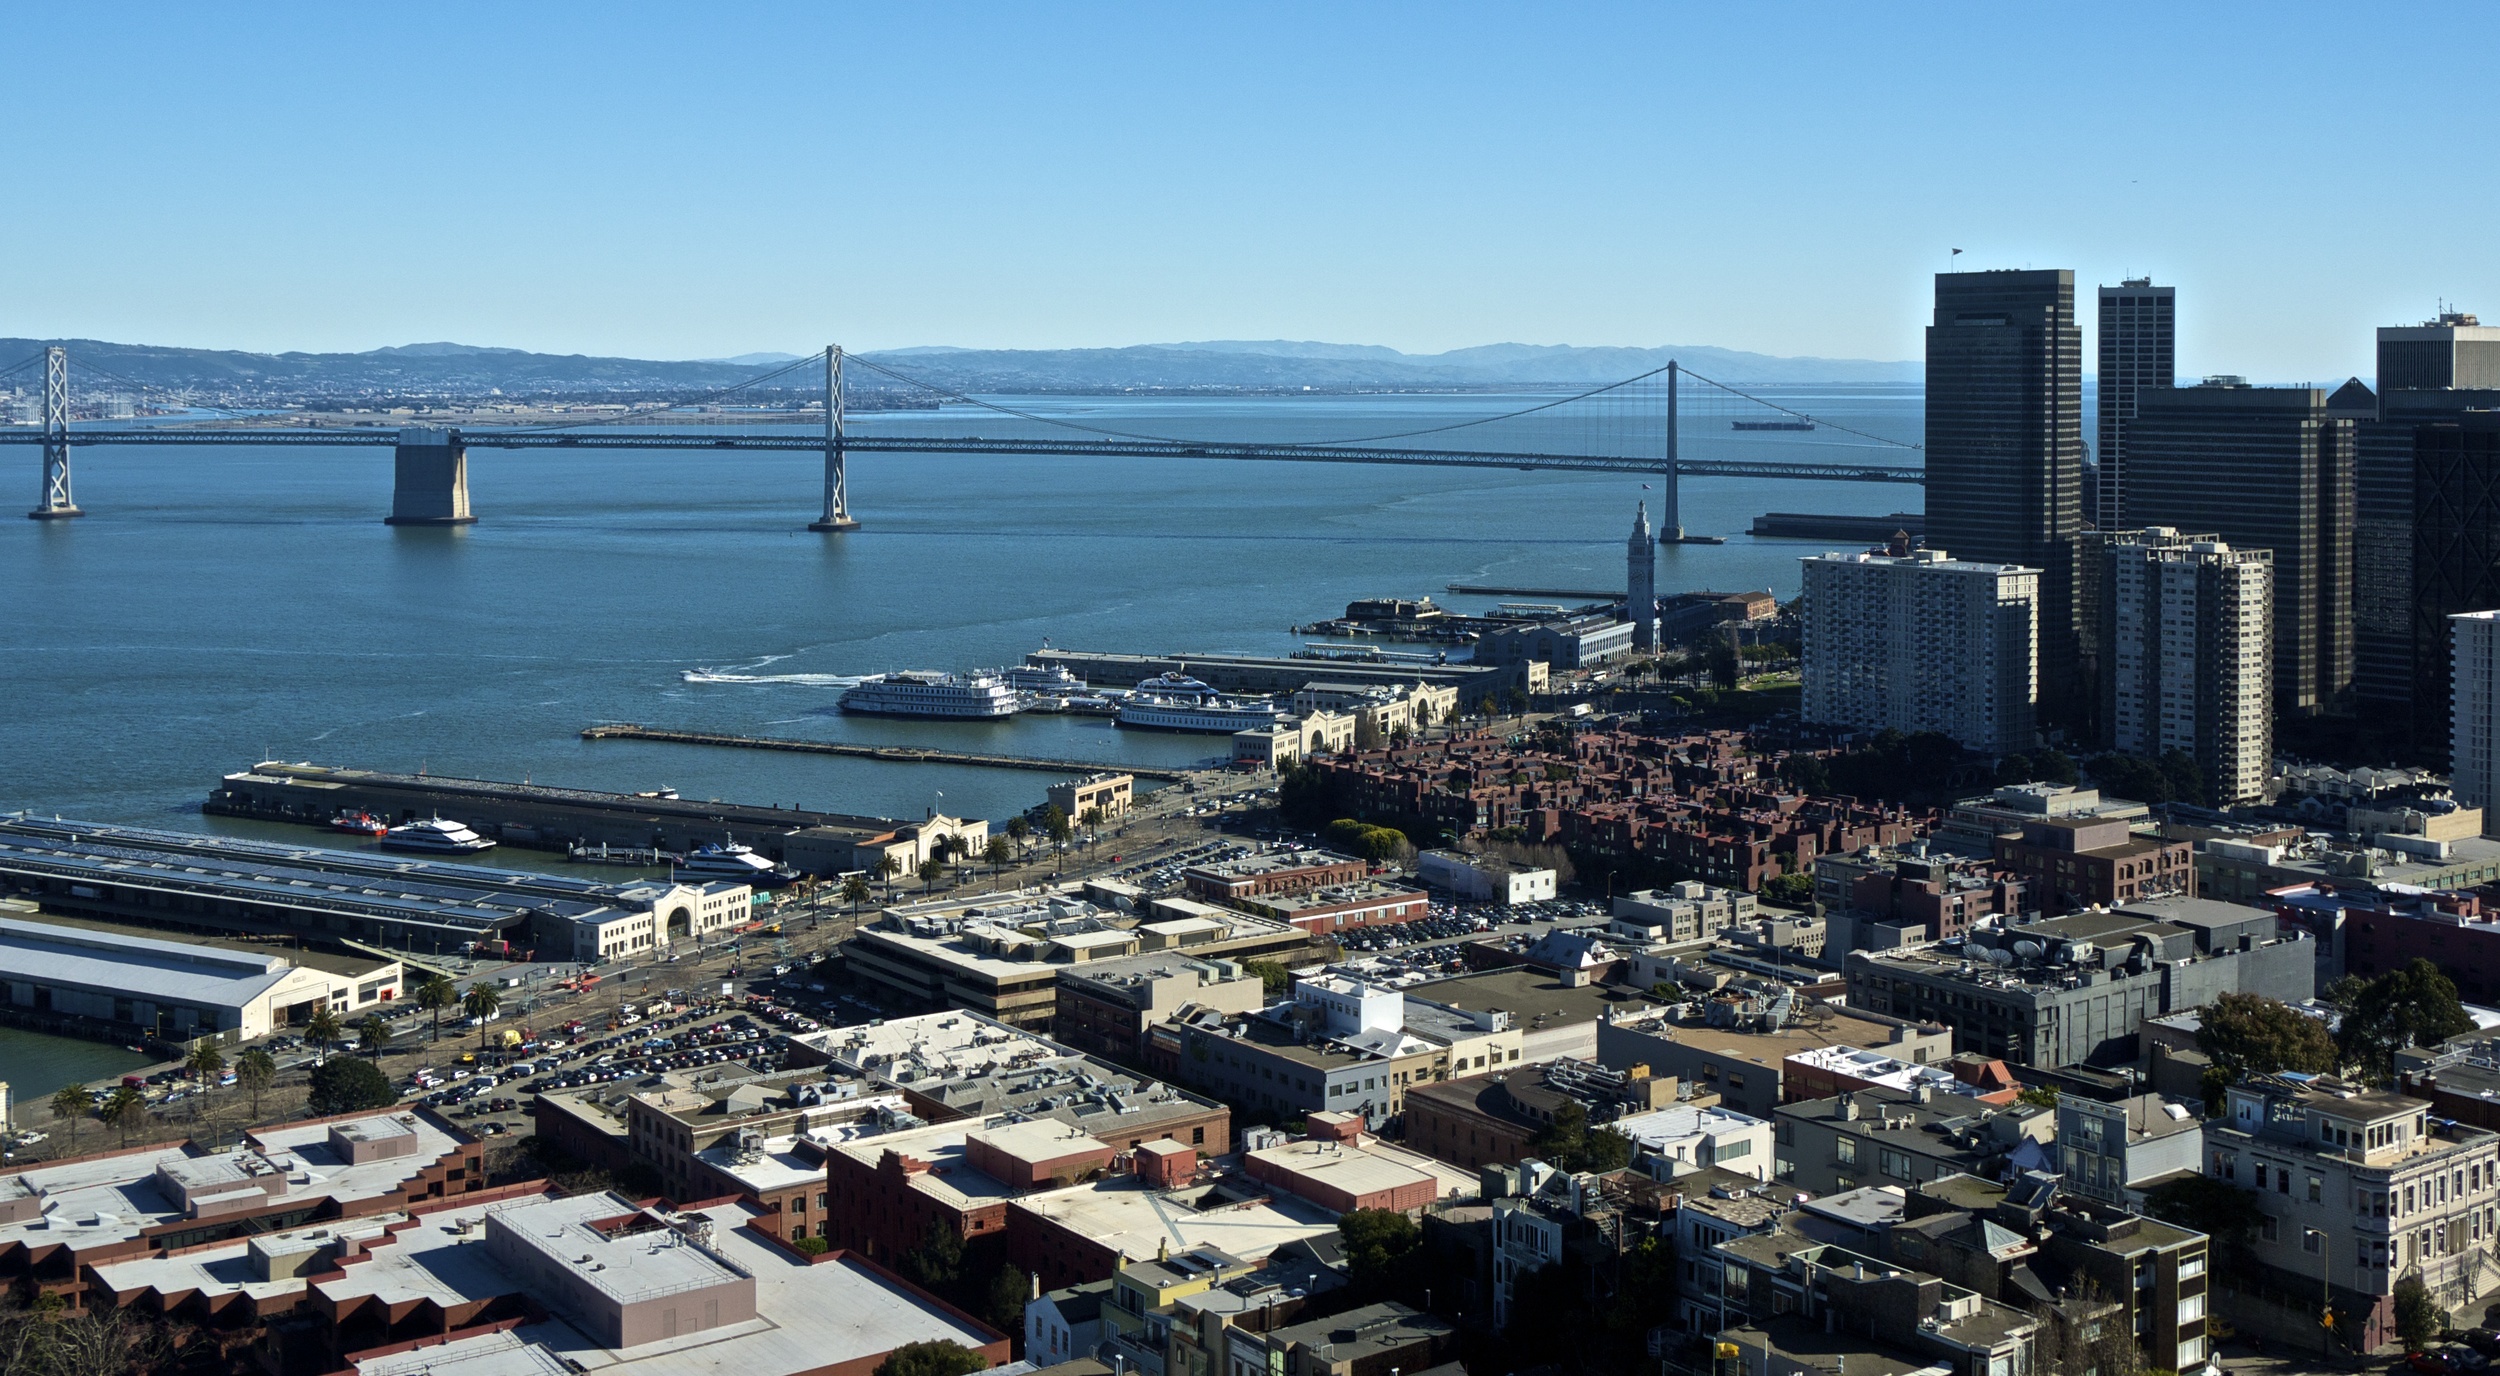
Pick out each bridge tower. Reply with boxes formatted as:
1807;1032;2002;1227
28;347;80;520
1657;360;1682;543
809;344;859;532
383;427;475;525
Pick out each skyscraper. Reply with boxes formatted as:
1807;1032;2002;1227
1799;537;2038;755
2095;279;2175;528
2354;313;2500;756
1925;270;2086;726
2101;529;2272;807
1627;499;1657;651
2453;611;2500;828
2123;381;2354;718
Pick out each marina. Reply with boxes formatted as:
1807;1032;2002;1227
578;723;1199;780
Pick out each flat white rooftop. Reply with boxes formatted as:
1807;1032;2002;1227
1009;1177;1343;1267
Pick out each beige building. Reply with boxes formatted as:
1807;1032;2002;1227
1233;710;1356;768
1289;681;1460;739
0;913;402;1044
1047;773;1134;821
787;813;991;879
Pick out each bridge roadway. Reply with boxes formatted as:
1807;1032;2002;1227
0;425;1925;484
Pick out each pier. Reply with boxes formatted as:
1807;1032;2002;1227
578;724;1198;781
1443;584;1623;600
1028;648;1523;695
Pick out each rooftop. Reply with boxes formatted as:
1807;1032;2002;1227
1009;1176;1345;1267
1410;966;1645;1033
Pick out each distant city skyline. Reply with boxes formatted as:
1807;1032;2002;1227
5;4;2492;380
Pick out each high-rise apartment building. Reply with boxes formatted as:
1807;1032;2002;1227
2455;612;2500;829
2101;530;2273;807
1925;270;2087;727
2355;314;2500;756
2095;278;2175;528
1800;538;2038;755
1627;499;1656;651
2123;381;2354;718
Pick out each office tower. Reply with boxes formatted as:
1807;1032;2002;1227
2102;530;2273;806
1799;536;2038;755
1925;270;2086;727
1627;499;1657;650
2455;612;2500;827
2122;381;2354;718
2095;279;2175;527
2354;314;2500;755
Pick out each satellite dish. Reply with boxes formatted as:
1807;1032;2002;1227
2013;940;2044;961
1985;947;2014;966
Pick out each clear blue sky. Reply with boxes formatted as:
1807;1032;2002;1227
8;2;2491;381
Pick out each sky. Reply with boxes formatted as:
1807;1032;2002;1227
6;3;2494;381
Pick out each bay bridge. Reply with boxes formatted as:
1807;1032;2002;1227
0;345;1922;532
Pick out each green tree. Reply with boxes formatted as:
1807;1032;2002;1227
100;1085;148;1148
307;1056;395;1114
983;836;1012;874
2086;752;2173;804
985;1264;1031;1332
1243;960;1293;999
841;872;873;916
49;1084;89;1150
1043;806;1072;868
416;972;457;1043
462;982;503;1053
2014;1085;2060;1110
304;1004;344;1063
2330;958;2477;1083
918;856;947;893
1005;814;1032;853
234;1048;277;1119
1527;1100;1634;1174
358;1012;392;1055
874;851;903;891
2197;991;2338;1081
2394;1274;2440;1351
2159;748;2206;808
874;1340;989;1376
1338;1208;1421;1300
2144;1173;2265;1264
898;1219;965;1292
186;1041;225;1085
1758;871;1814;908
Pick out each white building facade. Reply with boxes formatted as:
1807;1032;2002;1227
1799;545;2039;755
2106;530;2273;805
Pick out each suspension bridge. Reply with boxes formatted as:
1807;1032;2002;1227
0;344;1922;531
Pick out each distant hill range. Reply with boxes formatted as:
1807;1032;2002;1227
0;335;1918;402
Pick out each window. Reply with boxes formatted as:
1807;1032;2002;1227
2261;1216;2279;1242
1836;1137;1858;1166
2309;1175;2323;1203
2179;1251;2206;1280
1880;1148;1913;1181
2304;1230;2322;1255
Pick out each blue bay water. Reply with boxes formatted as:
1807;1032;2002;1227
0;387;1920;1089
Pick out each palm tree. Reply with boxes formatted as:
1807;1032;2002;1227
358;1013;391;1055
873;852;902;895
918;857;946;894
462;983;503;1053
1006;815;1031;856
234;1049;276;1120
840;873;872;919
1079;807;1104;857
305;1004;344;1063
416;973;456;1043
984;836;1012;877
186;1041;225;1086
1042;805;1071;872
101;1085;147;1148
49;1085;88;1151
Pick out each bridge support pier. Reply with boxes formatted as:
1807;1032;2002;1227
28;347;79;520
384;429;475;526
808;345;859;531
1657;362;1682;542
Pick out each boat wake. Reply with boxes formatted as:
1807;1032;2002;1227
681;668;869;688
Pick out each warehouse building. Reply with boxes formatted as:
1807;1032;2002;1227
0;913;403;1045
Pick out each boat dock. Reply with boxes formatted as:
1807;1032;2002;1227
578;724;1197;782
1029;648;1520;695
1444;583;1622;600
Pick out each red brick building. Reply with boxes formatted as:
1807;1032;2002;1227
1993;816;2194;915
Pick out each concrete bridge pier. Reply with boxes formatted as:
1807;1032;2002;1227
384;428;475;526
28;347;79;520
807;345;859;532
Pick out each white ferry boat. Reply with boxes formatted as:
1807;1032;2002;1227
838;671;1022;719
1116;673;1287;733
379;817;497;854
1004;663;1089;695
674;841;793;888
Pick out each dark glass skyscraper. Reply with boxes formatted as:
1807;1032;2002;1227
2095;279;2175;528
2124;381;2354;718
1925;269;2086;731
